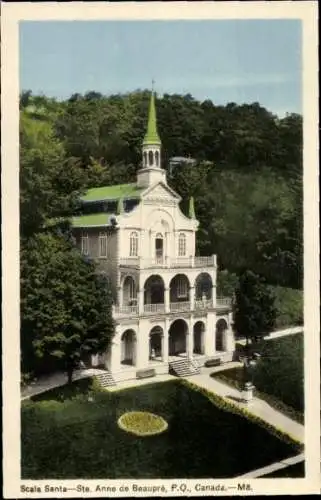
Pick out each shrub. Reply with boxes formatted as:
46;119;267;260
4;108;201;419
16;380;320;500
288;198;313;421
117;411;168;436
182;380;303;451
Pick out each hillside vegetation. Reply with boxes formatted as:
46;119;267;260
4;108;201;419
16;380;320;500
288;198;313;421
20;90;302;290
20;90;303;377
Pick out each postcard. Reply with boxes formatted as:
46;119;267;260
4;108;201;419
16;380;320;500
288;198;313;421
1;1;319;497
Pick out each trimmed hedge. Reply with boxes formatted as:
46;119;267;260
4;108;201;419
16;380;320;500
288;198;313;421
181;379;303;451
22;379;301;479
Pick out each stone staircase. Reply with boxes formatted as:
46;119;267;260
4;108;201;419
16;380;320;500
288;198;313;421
169;358;201;377
94;370;117;388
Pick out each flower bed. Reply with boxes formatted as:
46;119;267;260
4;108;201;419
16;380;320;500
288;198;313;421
117;411;168;436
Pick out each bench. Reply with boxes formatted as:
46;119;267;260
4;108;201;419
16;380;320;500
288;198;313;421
204;358;221;368
136;368;156;379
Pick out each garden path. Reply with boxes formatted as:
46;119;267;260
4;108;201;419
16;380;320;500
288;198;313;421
185;371;304;443
237;326;303;346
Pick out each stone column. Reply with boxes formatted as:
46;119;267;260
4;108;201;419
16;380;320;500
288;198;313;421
162;333;169;363
187;318;194;359
189;286;195;311
109;339;121;373
165;287;170;313
212;285;216;308
117;286;123;307
163;318;169;363
205;312;216;356
138;288;145;315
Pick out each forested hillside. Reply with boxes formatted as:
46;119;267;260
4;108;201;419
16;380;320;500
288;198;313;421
20;90;303;291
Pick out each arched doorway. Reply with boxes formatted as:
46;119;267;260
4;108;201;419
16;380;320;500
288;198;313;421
215;319;228;352
149;326;163;360
193;321;205;354
195;272;213;301
169;319;188;356
121;329;136;365
123;275;137;306
144;275;165;308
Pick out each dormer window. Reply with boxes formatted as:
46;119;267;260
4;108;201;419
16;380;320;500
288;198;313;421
81;233;89;256
130;231;139;257
99;232;107;258
178;233;186;256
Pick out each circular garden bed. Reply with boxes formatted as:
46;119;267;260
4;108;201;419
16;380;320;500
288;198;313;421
117;411;168;437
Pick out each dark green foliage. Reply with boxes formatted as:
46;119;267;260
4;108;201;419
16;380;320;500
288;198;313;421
272;286;303;328
20;232;114;381
21;90;302;289
213;334;304;420
233;270;277;342
21;380;300;479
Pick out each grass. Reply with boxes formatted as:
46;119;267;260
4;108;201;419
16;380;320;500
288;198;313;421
212;334;304;423
22;379;301;479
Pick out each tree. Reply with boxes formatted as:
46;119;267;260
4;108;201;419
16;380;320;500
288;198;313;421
21;231;114;383
233;270;277;348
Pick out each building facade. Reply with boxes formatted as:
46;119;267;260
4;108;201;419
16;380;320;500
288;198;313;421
72;92;235;382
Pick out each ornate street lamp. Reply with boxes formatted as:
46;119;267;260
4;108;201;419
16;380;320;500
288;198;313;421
239;352;261;404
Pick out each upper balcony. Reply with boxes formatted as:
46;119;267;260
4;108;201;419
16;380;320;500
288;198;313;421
113;297;232;319
119;255;217;270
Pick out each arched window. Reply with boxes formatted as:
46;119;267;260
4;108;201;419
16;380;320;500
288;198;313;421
155;150;160;167
178;233;186;256
81;232;89;256
130;231;138;257
155;233;164;262
143;151;147;167
148;150;153;166
99;232;107;258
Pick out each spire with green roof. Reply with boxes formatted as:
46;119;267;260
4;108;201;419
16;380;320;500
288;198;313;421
143;89;161;146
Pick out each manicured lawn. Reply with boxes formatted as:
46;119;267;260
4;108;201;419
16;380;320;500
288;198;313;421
22;379;301;479
212;334;304;423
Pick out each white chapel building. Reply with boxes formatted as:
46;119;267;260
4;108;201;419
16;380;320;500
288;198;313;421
72;92;235;383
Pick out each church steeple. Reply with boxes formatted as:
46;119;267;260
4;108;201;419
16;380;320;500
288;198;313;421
143;90;161;147
137;85;166;188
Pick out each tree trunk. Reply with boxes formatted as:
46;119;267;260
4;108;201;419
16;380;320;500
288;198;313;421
67;367;73;385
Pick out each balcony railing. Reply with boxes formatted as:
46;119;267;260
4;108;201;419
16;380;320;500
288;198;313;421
118;255;216;269
216;297;232;308
195;299;212;310
170;301;190;312
113;297;232;318
144;303;165;314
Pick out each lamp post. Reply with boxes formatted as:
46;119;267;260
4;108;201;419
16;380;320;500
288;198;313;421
240;352;261;404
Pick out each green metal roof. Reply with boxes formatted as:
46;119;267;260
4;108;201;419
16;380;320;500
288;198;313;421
143;91;161;146
72;213;114;228
80;183;144;203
